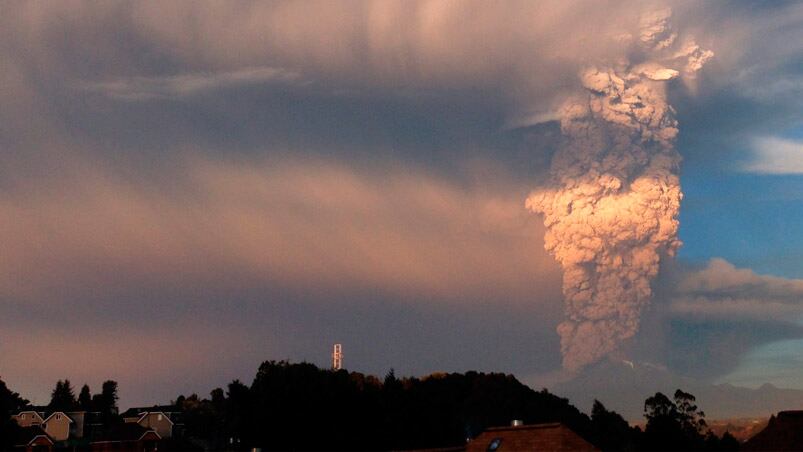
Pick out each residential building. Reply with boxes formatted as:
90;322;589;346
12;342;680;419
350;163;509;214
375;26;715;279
89;423;160;452
120;406;180;439
12;411;44;428
40;412;73;442
13;426;54;452
12;409;107;446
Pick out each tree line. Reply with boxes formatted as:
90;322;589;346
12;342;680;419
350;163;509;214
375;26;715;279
2;362;740;451
170;361;739;451
0;378;119;448
48;379;119;415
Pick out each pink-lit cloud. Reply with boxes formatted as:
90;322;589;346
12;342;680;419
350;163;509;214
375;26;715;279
0;324;260;406
0;152;563;406
0;154;559;305
670;258;803;321
2;0;803;407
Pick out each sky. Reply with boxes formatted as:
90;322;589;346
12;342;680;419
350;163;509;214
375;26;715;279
2;0;803;416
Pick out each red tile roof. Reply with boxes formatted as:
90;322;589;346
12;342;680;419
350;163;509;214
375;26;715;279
466;423;598;452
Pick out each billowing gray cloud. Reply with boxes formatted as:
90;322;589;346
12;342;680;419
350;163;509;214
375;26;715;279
670;258;803;322
526;8;712;370
620;258;803;381
1;0;803;409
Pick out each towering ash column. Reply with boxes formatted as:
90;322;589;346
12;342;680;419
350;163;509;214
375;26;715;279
526;9;712;371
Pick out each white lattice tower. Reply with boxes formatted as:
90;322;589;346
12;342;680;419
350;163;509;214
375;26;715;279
332;343;343;370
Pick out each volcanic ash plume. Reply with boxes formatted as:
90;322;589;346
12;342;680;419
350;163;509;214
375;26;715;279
526;9;712;371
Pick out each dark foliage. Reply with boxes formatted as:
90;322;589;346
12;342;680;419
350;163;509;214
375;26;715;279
0;377;28;448
99;380;119;415
642;390;738;452
171;363;739;451
590;400;642;451
171;361;596;450
1;364;740;452
49;379;78;411
78;384;93;411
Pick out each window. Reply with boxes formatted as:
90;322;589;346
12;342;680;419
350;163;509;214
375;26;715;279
157;414;163;421
21;414;25;419
56;414;61;420
487;438;503;452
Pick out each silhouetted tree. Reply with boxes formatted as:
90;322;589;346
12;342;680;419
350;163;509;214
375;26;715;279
78;384;92;411
718;431;740;451
210;388;225;410
99;380;119;414
230;361;597;450
590;400;640;451
701;430;741;451
49;379;77;411
644;391;688;450
0;377;27;449
153;362;743;452
643;389;714;451
674;389;707;438
225;379;252;448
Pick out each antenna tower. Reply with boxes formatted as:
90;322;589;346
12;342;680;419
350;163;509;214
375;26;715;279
332;343;343;370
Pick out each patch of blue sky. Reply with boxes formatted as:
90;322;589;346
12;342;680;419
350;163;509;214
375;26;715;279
717;337;803;389
678;126;803;279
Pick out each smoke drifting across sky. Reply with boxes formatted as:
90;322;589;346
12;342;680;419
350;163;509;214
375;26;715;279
1;1;803;412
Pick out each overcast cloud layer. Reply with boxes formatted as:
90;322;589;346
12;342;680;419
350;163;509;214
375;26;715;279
2;1;803;412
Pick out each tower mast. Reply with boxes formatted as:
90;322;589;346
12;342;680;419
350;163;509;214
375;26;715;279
332;343;343;370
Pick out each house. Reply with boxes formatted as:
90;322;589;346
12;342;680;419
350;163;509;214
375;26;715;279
120;406;179;438
39;412;73;442
12;410;74;442
12;411;44;428
70;411;106;439
743;410;803;451
465;422;599;452
89;423;160;452
12;409;103;443
14;425;54;452
66;411;86;439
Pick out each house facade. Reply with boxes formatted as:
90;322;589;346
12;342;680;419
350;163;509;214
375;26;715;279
89;423;161;452
12;411;44;428
14;426;55;452
135;412;173;439
12;410;104;446
120;407;177;439
12;407;168;448
40;412;73;442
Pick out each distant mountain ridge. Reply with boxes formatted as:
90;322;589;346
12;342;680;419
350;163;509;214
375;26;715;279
549;360;803;421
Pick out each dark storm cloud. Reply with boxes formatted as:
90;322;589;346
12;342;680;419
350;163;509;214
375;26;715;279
624;258;803;380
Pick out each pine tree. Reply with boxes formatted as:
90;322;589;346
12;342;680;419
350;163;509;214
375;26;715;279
99;380;119;415
49;379;77;411
78;384;92;411
0;377;28;448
